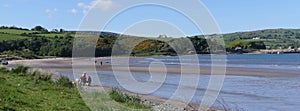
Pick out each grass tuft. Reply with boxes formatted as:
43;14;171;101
0;67;8;73
109;88;151;109
11;65;29;74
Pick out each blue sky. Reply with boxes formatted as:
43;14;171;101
0;0;300;36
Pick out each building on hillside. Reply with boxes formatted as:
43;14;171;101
235;47;242;50
252;37;260;40
228;46;245;54
158;34;168;38
296;47;300;52
187;50;196;54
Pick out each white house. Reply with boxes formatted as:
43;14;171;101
158;34;167;38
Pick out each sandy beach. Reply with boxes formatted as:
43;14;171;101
7;57;298;76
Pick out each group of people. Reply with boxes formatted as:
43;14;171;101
73;60;107;87
95;60;103;68
73;72;92;86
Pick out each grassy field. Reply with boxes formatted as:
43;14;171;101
36;33;75;38
0;29;32;41
0;29;76;41
0;34;28;41
0;67;90;111
0;29;35;35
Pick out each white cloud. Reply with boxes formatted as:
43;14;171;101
45;8;58;18
77;2;90;14
92;0;114;11
77;0;118;14
77;2;86;8
70;9;78;14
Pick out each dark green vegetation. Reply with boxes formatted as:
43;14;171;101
1;26;300;59
0;66;90;110
109;88;151;109
0;26;73;59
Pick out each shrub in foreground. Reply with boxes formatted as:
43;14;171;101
55;76;74;88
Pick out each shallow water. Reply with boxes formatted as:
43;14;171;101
58;71;300;111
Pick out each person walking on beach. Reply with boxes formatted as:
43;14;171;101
100;61;103;66
87;76;92;86
80;72;87;85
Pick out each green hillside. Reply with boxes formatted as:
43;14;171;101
223;29;300;49
0;26;300;59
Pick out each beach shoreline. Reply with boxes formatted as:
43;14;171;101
7;57;298;77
